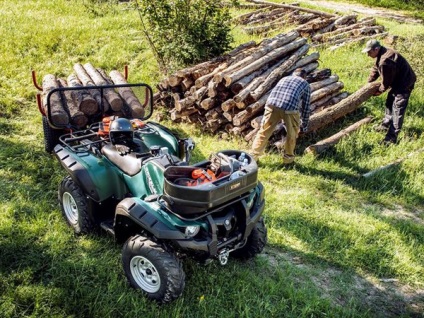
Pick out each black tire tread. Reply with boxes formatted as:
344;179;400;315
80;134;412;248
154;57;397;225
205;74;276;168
59;176;95;234
232;217;267;259
122;235;185;303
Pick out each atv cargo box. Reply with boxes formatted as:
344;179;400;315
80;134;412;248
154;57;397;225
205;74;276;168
163;150;258;215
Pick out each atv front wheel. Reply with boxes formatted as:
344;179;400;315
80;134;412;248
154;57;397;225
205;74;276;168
232;217;267;259
122;235;185;303
59;176;95;234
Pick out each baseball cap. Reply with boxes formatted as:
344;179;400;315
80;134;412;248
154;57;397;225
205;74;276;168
362;39;381;53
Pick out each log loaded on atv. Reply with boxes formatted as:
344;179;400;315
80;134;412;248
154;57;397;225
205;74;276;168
35;73;267;303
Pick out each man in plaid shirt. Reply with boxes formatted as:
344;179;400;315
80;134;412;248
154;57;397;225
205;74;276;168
251;68;311;164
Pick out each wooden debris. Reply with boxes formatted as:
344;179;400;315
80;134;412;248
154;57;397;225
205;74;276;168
304;116;373;155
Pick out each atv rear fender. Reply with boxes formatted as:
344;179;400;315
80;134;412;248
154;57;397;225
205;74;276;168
54;144;127;202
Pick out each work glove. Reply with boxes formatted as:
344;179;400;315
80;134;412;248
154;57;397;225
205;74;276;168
116;145;131;156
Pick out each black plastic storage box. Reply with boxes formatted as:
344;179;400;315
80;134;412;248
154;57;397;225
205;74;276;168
163;150;258;214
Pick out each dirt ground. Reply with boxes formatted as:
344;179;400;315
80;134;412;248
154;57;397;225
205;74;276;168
298;0;423;24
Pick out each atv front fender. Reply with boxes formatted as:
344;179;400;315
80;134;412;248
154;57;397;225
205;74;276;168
114;197;188;244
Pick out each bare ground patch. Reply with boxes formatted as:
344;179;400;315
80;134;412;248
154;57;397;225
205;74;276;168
263;247;424;317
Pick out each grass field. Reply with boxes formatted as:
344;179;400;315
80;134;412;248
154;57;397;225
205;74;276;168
0;1;423;317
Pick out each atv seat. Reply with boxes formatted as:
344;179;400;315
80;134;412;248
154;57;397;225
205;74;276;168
101;142;148;176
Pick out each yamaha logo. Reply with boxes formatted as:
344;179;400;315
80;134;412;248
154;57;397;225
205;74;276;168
230;182;241;190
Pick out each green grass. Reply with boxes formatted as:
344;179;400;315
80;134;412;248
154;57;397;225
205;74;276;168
1;0;423;317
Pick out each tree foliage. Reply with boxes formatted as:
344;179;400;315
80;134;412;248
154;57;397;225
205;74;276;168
134;0;238;74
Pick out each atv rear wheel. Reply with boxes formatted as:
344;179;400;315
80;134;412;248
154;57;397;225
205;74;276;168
232;217;267;259
42;116;64;153
59;176;95;234
122;235;185;303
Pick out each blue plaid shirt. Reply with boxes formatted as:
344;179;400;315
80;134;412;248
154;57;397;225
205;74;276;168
266;75;311;132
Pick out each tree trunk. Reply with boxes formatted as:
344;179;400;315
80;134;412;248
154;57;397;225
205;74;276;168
58;78;88;128
221;33;304;86
246;0;336;18
304;117;372;155
84;63;123;111
73;63;110;112
109;70;145;118
67;73;99;116
42;74;69;126
310;81;344;103
305;82;380;132
250;43;310;101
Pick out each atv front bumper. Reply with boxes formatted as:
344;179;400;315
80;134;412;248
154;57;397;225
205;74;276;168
115;182;265;258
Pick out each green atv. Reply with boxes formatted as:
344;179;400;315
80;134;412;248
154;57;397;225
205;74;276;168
42;82;267;303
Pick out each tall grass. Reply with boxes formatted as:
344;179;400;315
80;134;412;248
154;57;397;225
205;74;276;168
0;1;423;317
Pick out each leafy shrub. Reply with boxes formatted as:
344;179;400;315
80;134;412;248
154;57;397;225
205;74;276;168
134;0;238;73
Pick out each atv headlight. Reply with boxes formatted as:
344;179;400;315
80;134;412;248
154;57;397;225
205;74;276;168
185;225;200;238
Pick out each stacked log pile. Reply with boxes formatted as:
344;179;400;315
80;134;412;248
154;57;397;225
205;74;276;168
236;0;387;49
41;63;145;128
156;31;351;142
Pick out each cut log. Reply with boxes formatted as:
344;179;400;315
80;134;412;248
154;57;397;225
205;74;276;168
304;116;373;155
233;56;289;105
306;68;331;83
109;70;145;118
246;0;336;18
221;99;237;112
310;89;345;112
249;43;310;101
312;17;376;42
42;74;69;126
67;73;99;116
73;63;110;113
305;82;380;132
310;75;339;91
233;91;271;126
223;37;307;87
200;97;216;111
310;81;344;103
57;78;88;128
244;127;260;142
215;31;300;84
251;116;263;129
84;63;123;111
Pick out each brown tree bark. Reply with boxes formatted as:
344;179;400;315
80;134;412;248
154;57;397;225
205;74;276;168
58;78;88;128
109;70;145;118
73;63;110;112
67;73;99;116
305;117;373;155
249;43;310;101
42;74;69;126
84;63;123;111
305;82;380;132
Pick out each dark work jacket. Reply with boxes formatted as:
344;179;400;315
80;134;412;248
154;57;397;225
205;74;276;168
368;46;416;94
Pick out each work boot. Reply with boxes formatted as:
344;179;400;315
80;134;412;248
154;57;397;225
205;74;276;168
283;154;294;164
373;123;390;132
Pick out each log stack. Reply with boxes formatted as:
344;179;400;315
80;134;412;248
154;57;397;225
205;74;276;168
41;64;146;129
156;31;351;142
236;0;387;50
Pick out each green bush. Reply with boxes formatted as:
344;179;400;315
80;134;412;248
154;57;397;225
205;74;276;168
134;0;237;73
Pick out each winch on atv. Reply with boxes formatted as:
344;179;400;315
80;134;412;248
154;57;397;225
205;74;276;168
38;80;267;303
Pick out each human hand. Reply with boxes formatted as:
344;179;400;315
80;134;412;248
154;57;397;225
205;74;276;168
373;90;383;96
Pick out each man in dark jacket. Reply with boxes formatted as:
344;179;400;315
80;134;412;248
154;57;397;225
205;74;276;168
362;39;416;144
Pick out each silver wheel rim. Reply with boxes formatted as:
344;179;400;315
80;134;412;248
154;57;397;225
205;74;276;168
62;192;78;225
130;255;161;293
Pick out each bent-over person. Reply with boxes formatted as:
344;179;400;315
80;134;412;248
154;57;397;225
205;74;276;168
251;68;311;165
